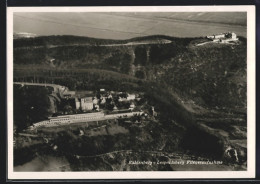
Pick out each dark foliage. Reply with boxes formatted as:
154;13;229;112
14;35;184;48
180;126;225;159
13;85;51;131
134;47;147;65
149;43;181;64
135;70;145;79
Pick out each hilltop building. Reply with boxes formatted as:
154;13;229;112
206;32;239;43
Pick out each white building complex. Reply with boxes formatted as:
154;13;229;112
75;97;94;111
206;32;239;43
31;112;105;128
31;111;143;129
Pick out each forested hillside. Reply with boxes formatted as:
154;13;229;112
13;34;248;170
14;35;247;112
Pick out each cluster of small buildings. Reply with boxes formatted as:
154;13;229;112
61;88;138;112
29;88;147;129
206;32;239;43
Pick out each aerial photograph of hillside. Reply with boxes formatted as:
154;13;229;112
12;11;248;172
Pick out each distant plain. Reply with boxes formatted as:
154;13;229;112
14;12;247;39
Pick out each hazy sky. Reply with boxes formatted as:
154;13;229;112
14;12;247;39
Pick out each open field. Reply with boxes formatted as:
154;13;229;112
14;12;246;39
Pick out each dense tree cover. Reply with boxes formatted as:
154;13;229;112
135;70;146;79
13;35;192;66
14;35;185;48
159;42;247;109
149;43;181;64
14;35;122;48
54;131;122;156
13;35;247;171
134;47;147;65
14;145;36;166
142;81;196;127
53;117;182;157
14;45;133;76
14;68;144;92
13;85;51;131
14;45;112;64
14;47;47;64
180;125;225;158
14;35;247;110
105;52;132;74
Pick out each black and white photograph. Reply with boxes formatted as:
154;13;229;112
7;6;255;179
